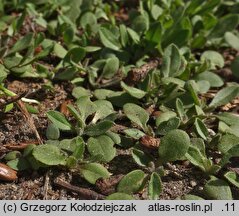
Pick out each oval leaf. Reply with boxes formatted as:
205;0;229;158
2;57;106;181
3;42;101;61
121;81;146;99
194;118;209;140
231;56;239;78
80;163;110;184
46;111;71;131
161;44;182;77
32;144;66;166
132;148;153;167
84;120;113;137
225;32;239;50
102;57;119;79
117;170;145;194
218;134;239;154
204;177;232;200
224;171;239;188
157;117;180;135
106;193;134;200
148;172;162;200
92;100;115;123
87;135;116;162
99;27;121;51
123;103;149;130
209;86;239;108
201;51;224;69
195;71;223;87
46;123;60;140
158;129;190;163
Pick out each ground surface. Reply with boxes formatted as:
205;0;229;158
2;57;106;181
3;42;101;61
0;1;239;200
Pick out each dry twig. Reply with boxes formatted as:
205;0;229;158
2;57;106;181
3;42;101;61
124;58;161;86
54;178;105;200
16;100;43;145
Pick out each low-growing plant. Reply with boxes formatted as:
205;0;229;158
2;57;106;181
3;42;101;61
1;0;239;200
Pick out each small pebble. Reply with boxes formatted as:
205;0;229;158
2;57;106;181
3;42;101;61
190;180;197;187
198;186;204;191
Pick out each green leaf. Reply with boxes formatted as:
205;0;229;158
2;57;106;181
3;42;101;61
8;33;34;55
185;0;204;15
145;22;162;45
185;80;201;106
156;111;177;126
64;47;86;63
176;98;187;122
72;137;85;160
66;156;77;168
105;131;121;145
151;5;163;20
80;12;97;28
227;124;239;137
157;117;180;135
209;86;239;108
209;14;239;39
225;32;239;50
158;129;190;163
161;44;182;77
162;28;190;48
80;163;110;184
123;103;149;131
121;81;146;99
23;144;36;157
0;65;8;83
124;128;145;139
94;89;114;100
231;56;239;78
4;151;21;161
99;27;121;51
92;100;115;123
131;15;148;34
201;51;224;69
46;123;60;140
108;91;138;107
117;170;145;194
25;104;39;114
180;194;204;200
148;172;162;200
87;135;116;162
195;71;224;87
204;177;232;200
32;144;66;166
218;134;239;154
132;148;153;166
220;145;239;166
57;137;84;154
119;24;129;47
47;111;72;131
224;171;239;188
185;145;213;173
63;27;74;45
84;120;114;137
102;57;119;79
106;193;134;200
72;87;91;99
216;112;239;126
127;28;140;44
191;138;206;156
53;43;67;59
67;104;84;128
194;118;209;140
197;0;221;15
76;96;97;122
7;158;30;171
84;46;101;52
